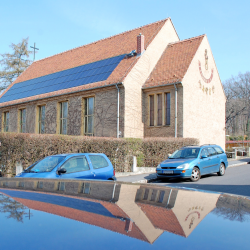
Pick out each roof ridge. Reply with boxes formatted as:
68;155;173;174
34;18;169;64
168;34;205;46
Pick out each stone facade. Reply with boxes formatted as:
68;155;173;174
0;85;124;138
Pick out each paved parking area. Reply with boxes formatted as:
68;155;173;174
116;158;250;197
151;164;250;197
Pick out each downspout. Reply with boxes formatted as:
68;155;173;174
116;84;120;138
174;83;178;138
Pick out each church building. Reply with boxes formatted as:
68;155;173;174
0;18;226;148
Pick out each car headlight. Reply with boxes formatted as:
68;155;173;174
157;164;161;169
176;163;189;169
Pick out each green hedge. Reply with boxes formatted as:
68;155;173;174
0;133;198;176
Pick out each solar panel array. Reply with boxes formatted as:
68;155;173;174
0;54;125;103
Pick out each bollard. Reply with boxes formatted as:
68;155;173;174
132;156;137;172
234;149;237;160
16;162;23;176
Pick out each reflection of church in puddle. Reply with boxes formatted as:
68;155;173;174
1;184;220;244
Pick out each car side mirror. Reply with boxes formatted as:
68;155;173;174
201;155;207;159
58;168;67;175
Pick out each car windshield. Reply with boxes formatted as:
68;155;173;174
29;156;65;173
169;148;200;159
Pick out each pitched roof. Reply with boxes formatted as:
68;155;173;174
143;35;205;88
13;197;149;242
0;19;169;107
138;203;186;237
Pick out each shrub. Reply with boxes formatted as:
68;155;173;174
0;133;198;176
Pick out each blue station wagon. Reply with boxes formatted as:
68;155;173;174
16;153;116;180
156;145;228;182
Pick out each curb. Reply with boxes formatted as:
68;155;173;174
228;162;249;168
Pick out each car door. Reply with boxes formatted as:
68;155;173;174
199;148;211;175
58;156;94;179
207;147;220;173
87;154;113;180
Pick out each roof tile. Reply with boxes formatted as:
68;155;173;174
143;35;205;88
0;19;168;105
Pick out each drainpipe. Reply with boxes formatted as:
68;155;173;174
116;84;120;138
174;83;178;138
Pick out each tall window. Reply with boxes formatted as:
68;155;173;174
84;97;94;136
149;92;171;127
19;109;26;133
59;102;68;135
3;111;9;132
149;95;154;126
38;105;46;134
165;93;170;125
157;94;162;126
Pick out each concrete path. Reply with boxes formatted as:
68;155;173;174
116;157;250;183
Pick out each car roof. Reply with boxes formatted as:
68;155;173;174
49;153;105;157
182;144;220;149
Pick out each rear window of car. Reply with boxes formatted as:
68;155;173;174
89;155;109;169
213;147;224;154
207;147;217;156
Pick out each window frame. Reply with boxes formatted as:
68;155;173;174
148;92;171;127
83;96;95;136
3;111;10;132
38;105;46;134
149;95;154;126
19;108;26;133
59;101;68;135
165;92;171;126
157;94;162;126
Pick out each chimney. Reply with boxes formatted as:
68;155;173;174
137;33;145;55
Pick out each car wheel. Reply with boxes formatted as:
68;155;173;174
217;163;225;176
190;167;200;182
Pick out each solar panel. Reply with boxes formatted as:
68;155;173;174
0;54;125;103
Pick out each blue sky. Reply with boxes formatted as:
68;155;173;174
0;0;249;82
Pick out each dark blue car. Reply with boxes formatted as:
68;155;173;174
156;145;228;182
16;153;116;180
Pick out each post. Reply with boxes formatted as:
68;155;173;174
116;84;120;138
16;162;23;176
174;83;178;138
132;156;137;172
234;148;237;159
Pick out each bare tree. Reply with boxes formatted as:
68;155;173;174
0;194;29;222
224;72;250;137
213;195;250;222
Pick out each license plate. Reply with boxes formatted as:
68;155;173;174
162;170;173;174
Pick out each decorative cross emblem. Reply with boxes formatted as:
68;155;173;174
204;49;208;70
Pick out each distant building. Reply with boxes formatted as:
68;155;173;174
0;18;226;148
